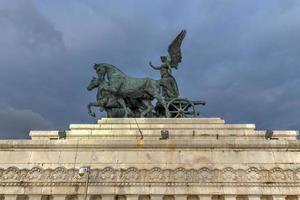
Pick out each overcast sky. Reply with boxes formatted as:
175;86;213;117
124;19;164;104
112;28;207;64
0;0;299;139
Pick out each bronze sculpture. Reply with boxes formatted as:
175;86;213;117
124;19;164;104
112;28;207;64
87;30;205;118
149;29;186;100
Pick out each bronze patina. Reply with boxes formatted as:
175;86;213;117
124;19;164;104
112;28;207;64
87;30;205;118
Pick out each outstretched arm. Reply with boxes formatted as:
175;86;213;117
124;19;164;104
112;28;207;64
149;61;162;70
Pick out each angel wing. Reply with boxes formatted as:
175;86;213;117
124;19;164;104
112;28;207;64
168;29;187;68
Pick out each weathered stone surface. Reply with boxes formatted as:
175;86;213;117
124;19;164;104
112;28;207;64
0;117;299;196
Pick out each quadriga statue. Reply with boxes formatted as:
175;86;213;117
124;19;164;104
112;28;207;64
87;30;205;118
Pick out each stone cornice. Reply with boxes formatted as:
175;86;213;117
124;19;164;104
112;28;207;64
0;139;299;151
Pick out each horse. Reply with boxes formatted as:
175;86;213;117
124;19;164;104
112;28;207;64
87;77;130;117
93;63;169;117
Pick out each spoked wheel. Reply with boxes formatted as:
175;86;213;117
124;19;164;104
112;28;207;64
167;98;196;118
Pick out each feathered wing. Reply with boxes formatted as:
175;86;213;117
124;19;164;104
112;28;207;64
168;29;187;68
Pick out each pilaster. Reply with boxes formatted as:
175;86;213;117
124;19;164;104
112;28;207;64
5;195;18;200
199;195;212;200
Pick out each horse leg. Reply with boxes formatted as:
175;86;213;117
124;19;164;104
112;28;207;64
145;80;170;117
107;109;112;117
153;94;170;118
87;101;104;117
88;102;97;117
117;98;132;117
140;99;154;117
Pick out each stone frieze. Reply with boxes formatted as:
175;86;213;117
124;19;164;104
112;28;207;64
0;166;299;186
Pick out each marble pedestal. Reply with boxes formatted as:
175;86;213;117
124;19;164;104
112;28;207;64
0;118;299;200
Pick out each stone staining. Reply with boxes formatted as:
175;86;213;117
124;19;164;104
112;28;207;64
0;118;299;197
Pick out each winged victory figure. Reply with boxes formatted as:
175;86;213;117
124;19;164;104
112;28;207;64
149;29;187;100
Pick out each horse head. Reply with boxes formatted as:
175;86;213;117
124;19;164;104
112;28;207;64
93;63;107;79
94;63;126;79
87;76;100;91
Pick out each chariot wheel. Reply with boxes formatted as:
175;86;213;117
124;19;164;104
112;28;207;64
167;98;196;118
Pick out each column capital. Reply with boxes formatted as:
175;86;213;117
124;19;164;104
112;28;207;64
248;196;261;200
151;195;164;200
175;195;187;200
4;195;18;200
78;195;91;200
273;196;286;200
101;195;115;200
126;195;139;200
52;195;66;200
224;195;236;200
29;195;42;200
199;195;212;200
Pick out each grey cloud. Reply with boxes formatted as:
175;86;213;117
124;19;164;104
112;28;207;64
0;0;299;138
0;107;53;139
0;0;64;62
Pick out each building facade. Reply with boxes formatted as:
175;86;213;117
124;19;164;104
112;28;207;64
0;118;299;200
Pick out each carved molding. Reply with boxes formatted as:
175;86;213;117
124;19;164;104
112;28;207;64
0;166;300;186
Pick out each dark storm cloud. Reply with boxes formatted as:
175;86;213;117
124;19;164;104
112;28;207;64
0;106;53;139
0;1;64;61
166;1;300;130
0;0;299;138
0;0;65;137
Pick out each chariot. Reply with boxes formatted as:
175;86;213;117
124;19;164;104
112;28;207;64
155;97;206;118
